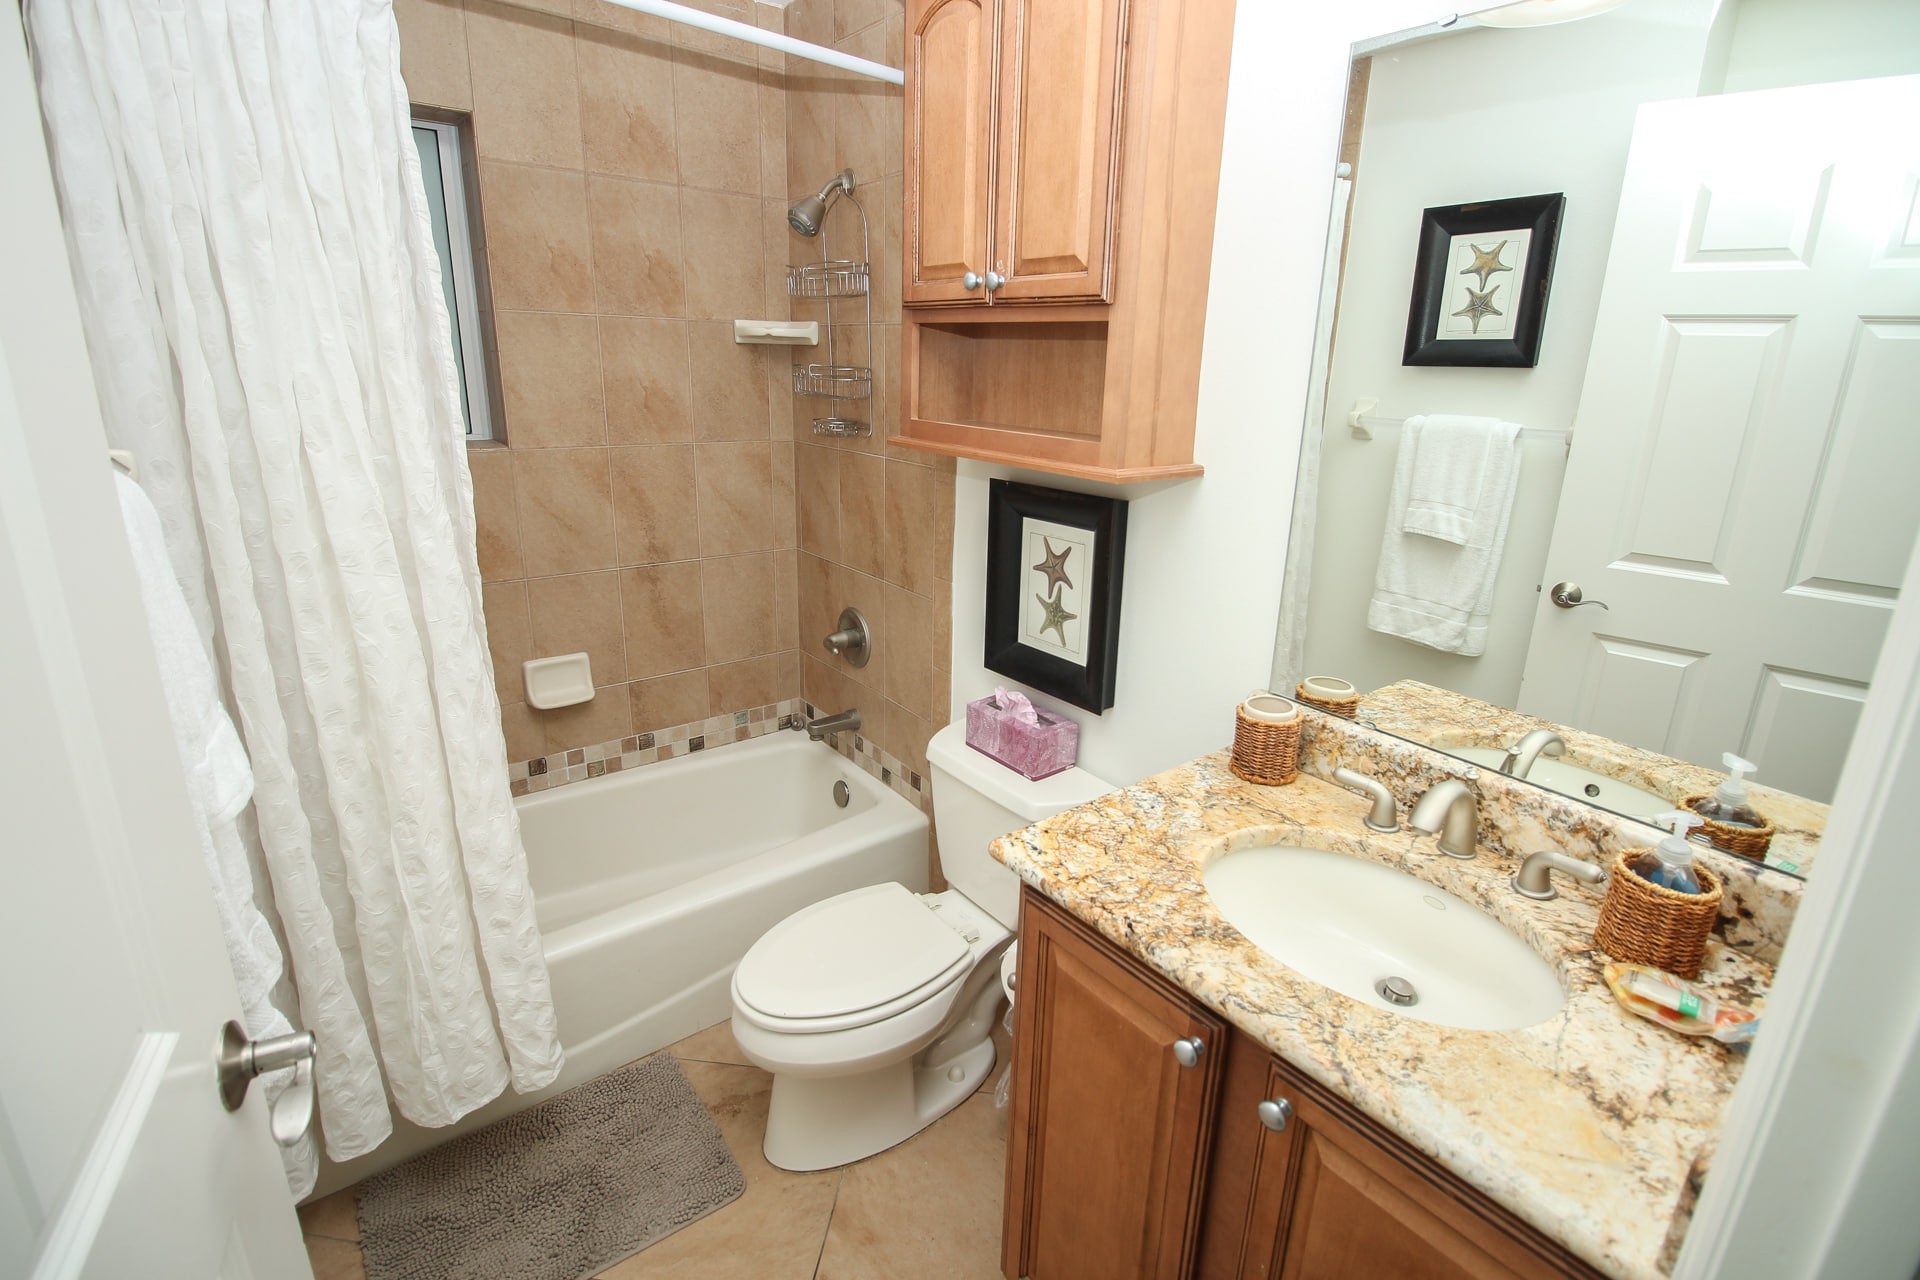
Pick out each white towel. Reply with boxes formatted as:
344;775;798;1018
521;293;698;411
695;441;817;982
115;472;317;1198
1401;415;1512;545
1366;418;1523;656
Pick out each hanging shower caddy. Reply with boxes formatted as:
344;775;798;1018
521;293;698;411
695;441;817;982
787;190;873;438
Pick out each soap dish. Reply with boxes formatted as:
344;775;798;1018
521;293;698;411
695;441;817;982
523;653;593;709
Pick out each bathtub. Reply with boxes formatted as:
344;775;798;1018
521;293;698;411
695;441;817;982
312;730;928;1193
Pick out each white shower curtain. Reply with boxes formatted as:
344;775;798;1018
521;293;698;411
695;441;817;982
28;0;563;1163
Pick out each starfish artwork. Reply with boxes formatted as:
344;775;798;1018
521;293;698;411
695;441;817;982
1034;588;1077;646
1459;239;1513;289
1032;537;1075;594
1452;284;1505;334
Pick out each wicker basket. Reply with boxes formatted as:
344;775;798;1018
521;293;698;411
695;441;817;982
1230;704;1301;786
1295;682;1360;718
1593;851;1723;979
1680;794;1776;860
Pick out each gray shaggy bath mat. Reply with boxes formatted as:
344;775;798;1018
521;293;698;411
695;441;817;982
355;1052;744;1280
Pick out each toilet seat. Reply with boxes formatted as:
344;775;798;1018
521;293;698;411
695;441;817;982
733;883;973;1035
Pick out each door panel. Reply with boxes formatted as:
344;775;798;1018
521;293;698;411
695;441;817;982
905;0;994;305
1519;77;1920;800
991;0;1127;303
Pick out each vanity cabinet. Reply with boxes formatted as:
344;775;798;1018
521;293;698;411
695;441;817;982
897;0;1235;482
1004;888;1605;1280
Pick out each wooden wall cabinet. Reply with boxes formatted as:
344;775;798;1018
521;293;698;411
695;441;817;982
1005;888;1606;1280
898;0;1236;482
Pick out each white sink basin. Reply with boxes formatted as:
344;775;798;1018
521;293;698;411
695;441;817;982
1202;845;1565;1031
1447;747;1671;818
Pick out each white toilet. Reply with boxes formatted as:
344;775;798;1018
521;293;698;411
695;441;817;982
730;721;1112;1171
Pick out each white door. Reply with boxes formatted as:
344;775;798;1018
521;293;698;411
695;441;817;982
0;9;312;1276
1518;75;1920;802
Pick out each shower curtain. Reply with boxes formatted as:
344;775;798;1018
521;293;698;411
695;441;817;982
28;0;563;1168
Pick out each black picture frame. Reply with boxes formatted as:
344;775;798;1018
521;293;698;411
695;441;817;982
984;479;1127;713
1403;192;1565;368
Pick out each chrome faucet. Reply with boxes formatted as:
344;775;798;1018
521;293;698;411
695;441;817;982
1511;850;1608;900
1332;768;1399;832
806;708;861;741
1500;728;1566;779
1406;780;1478;859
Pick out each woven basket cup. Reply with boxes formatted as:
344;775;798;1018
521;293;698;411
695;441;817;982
1680;794;1776;860
1230;704;1301;786
1593;851;1722;979
1294;682;1360;718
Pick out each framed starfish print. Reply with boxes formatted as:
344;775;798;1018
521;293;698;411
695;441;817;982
984;480;1128;713
1403;192;1564;368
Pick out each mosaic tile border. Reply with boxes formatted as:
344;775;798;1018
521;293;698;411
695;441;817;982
800;700;931;814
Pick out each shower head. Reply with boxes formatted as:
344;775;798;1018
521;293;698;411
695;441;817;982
787;169;856;237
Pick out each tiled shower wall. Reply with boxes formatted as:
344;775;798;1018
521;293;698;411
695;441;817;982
783;0;959;799
395;0;802;762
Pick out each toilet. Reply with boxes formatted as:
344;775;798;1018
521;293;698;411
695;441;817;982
730;722;1113;1171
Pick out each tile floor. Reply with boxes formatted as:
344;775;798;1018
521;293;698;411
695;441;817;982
299;1019;1012;1279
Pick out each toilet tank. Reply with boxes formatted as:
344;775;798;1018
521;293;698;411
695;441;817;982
925;723;1114;929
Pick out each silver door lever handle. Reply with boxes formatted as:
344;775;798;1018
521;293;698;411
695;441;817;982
1549;581;1609;610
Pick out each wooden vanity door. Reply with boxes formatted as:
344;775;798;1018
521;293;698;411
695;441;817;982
1004;890;1224;1280
905;0;996;305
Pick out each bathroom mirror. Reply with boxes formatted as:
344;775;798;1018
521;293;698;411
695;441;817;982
1273;0;1920;881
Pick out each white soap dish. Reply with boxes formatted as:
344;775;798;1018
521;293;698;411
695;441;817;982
523;653;593;709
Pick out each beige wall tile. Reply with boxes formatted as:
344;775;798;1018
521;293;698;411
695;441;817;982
931;659;952;727
680;189;764;320
774;547;799;655
932;462;954;583
930;575;952;673
496;311;607;448
832;28;893;183
785;83;836;211
794;443;840;560
468;446;524;581
886;698;933;781
882;583;931;723
797;551;837;654
688;322;772;441
801;652;859;723
671;48;762;195
572;0;670;39
700;552;780;663
499;700;547;762
478;162;593;312
837;564;887;695
869;173;903;315
758;75;788;206
601;316;692;444
707;654;784;714
527;570;628;684
393;0;472;112
886;8;904;70
467;2;583;169
481;580;533;698
610;444;699;564
786;0;834;49
514;447;615;575
761;199;791;318
695;441;775;556
621;560;706;677
629;668;711;732
771;443;796;548
883;458;935;594
838;450;885;579
535;688;632;755
835;0;883;41
590;175;686;316
578;28;678;183
774;648;802;701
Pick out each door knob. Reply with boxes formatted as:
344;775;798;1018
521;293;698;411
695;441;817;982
1549;581;1609;610
962;270;984;290
1257;1098;1293;1132
984;271;1006;291
1171;1036;1206;1068
217;1020;315;1111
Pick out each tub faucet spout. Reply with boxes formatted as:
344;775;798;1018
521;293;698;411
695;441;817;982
806;709;861;741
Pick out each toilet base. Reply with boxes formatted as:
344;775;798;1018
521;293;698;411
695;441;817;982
761;1033;998;1172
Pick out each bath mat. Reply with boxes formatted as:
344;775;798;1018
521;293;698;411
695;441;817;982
356;1053;745;1280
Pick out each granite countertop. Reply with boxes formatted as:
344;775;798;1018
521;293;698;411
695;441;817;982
990;754;1772;1280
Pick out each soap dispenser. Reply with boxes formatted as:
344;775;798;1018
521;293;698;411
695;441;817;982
1694;753;1766;829
1628;811;1706;894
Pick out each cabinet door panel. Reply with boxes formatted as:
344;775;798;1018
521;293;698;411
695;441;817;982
992;0;1127;302
1005;892;1223;1280
906;0;994;305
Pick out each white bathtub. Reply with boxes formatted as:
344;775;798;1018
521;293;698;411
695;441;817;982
312;730;928;1193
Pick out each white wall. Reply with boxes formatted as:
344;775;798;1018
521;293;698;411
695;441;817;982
1298;5;1716;708
1716;0;1920;93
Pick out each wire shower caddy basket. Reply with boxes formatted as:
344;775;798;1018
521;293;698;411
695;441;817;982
787;190;873;438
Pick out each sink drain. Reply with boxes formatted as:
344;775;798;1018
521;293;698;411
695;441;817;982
1375;976;1419;1007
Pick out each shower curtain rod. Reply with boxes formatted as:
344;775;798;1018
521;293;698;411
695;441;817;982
601;0;905;85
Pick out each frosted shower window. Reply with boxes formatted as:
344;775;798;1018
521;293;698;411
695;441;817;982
413;118;496;440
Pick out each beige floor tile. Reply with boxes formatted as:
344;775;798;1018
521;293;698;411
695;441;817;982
669;1018;751;1066
304;1234;368;1280
297;1188;360;1242
813;1093;1006;1280
598;1061;839;1279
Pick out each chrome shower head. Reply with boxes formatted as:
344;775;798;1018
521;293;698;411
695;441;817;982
787;169;856;236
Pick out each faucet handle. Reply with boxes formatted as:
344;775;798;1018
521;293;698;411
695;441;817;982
1332;767;1399;833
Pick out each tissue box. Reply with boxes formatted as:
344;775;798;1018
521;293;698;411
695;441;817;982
965;695;1079;781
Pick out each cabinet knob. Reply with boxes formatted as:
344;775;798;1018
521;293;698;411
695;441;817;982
985;271;1006;291
1257;1097;1293;1133
962;270;984;290
1171;1036;1205;1068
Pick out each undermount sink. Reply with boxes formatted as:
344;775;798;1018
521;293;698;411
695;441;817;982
1202;845;1565;1031
1447;747;1671;819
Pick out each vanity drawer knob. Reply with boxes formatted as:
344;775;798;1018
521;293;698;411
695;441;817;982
1258;1097;1294;1132
1171;1036;1206;1068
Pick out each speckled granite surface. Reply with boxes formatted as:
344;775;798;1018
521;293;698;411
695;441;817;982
990;744;1773;1280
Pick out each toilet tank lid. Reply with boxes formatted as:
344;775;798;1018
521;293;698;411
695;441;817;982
927;723;1115;822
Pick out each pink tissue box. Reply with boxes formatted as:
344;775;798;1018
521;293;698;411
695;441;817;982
965;694;1079;781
